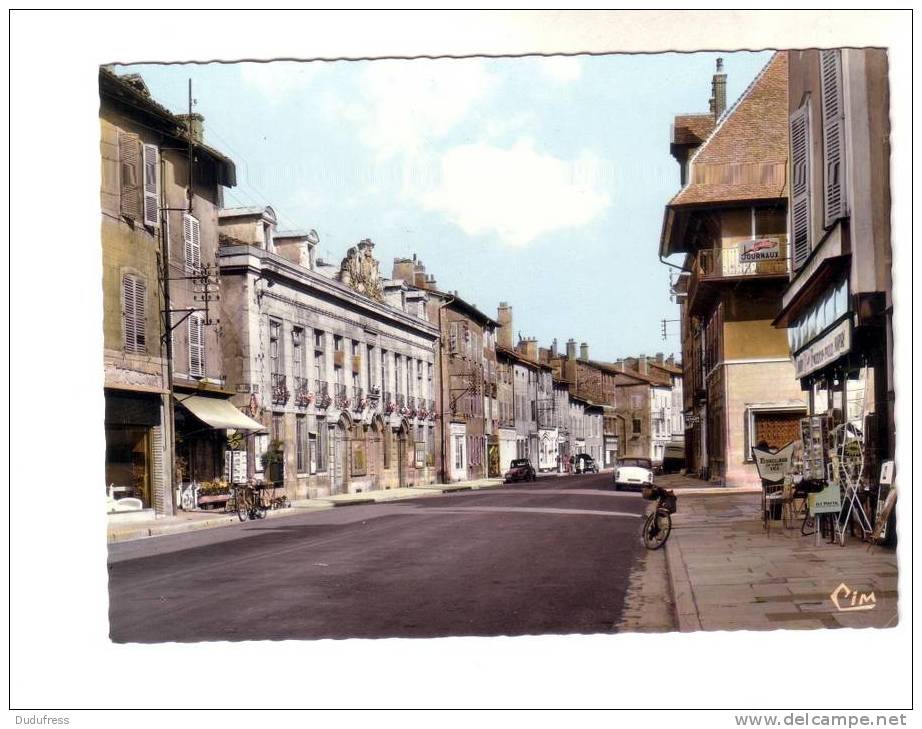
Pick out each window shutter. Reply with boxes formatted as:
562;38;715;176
142;143;160;227
189;313;204;377
820;49;847;227
122;274;146;354
183;213;201;273
789;104;812;271
118;132;142;220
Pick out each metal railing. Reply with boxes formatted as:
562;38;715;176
333;383;348;408
271;373;289;405
352;387;364;410
294;376;310;407
314;380;331;409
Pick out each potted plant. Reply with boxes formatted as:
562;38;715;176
261;439;285;486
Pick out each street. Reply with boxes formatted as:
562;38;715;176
108;472;653;642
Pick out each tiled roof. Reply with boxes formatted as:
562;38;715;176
668;52;789;207
672;113;715;145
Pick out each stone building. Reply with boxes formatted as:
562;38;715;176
773;48;893;486
219;219;439;498
660;52;806;486
100;68;241;516
390;257;498;483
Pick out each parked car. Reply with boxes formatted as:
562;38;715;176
613;457;654;491
573;453;599;474
504;458;537;483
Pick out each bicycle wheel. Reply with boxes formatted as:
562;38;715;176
254;490;269;519
236;489;250;522
642;510;672;550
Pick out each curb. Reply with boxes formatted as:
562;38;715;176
108;479;505;542
663;523;703;632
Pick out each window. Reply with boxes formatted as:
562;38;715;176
314;330;325;384
188;312;205;377
789;103;812;270
272;413;283;442
142;143;159;227
269;320;282;375
351;340;360;357
381;350;389;394
820;49;847;227
292;328;304;378
118;132;141;220
632;418;642;435
417;359;423;398
334;335;343;352
121;273;147;354
316;418;327;472
308;432;317;474
296;416;307;472
183;213;201;273
367;345;375;390
313;329;324;349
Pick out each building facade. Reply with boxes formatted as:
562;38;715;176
100;68;239;516
773;48;893;484
660;52;806;486
219;221;439;499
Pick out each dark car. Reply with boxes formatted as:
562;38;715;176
504;458;536;483
573;453;599;474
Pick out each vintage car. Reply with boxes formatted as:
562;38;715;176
613;457;654;491
504;458;537;483
572;453;599;474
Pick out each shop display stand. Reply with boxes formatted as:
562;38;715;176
832;364;873;547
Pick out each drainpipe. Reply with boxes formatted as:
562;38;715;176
437;294;455;483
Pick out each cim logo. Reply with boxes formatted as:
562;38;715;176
830;582;877;612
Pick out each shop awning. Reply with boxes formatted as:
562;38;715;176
174;394;267;431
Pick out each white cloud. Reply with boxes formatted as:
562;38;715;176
536;55;582;82
422;140;610;247
341;58;493;159
239;61;322;104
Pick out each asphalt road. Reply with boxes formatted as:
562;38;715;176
108;472;650;642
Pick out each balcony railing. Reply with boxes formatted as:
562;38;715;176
271;373;289;405
294;376;311;408
352;387;364;411
334;383;348;409
314;380;331;409
688;238;789;310
407;396;416;413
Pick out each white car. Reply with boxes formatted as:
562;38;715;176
614;457;654;491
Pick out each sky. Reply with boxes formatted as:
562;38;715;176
119;51;773;362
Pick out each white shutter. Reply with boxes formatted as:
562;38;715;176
142;143;160;227
820;49;847;227
118;132;141;220
189;313;204;377
134;277;146;352
789;104;812;271
183;213;201;273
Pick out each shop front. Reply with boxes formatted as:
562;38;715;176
775;272;894;544
173;393;267;510
105;388;167;514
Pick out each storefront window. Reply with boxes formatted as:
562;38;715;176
105;426;151;507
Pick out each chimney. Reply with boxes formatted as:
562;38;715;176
579;342;589;362
497;302;513;349
392;257;416;285
711;57;727;120
412;258;427;289
639;354;648;374
424;274;437;291
176;112;205;143
656;352;664;365
666;354;675;366
566;339;577;362
551;338;558;358
523;338;538;362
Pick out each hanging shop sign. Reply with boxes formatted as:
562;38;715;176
751;441;796;483
740;237;781;262
794;319;852;379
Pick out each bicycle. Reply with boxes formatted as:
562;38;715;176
234;482;269;522
641;485;677;550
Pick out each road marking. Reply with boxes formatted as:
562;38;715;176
405;505;643;518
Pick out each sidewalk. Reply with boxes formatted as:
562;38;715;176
107;477;504;543
664;492;899;631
